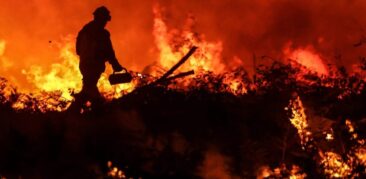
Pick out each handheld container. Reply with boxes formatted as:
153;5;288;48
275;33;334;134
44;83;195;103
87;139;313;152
108;72;132;85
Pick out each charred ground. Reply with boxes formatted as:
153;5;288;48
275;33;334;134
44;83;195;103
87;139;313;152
1;61;366;178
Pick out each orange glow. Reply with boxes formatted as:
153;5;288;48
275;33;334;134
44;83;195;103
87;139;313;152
222;73;247;95
0;40;11;69
345;119;355;133
107;161;127;179
257;164;307;179
198;150;233;179
355;147;366;165
284;45;328;75
325;133;334;141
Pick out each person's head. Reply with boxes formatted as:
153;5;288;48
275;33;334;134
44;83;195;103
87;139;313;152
93;6;111;26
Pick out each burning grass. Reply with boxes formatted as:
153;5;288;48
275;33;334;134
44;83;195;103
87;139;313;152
1;61;366;178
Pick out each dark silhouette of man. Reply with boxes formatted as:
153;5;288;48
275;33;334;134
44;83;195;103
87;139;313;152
73;6;123;110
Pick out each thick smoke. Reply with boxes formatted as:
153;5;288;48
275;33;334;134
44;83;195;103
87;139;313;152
1;0;366;89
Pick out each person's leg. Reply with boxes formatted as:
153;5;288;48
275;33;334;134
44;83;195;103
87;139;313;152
69;72;100;112
70;62;105;112
68;75;91;113
82;70;105;110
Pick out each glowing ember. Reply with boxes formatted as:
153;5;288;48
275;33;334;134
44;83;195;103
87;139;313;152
222;72;248;95
10;91;69;112
257;166;271;178
355;147;366;166
0;78;15;103
257;164;307;179
107;161;127;179
345;119;355;133
345;119;361;141
325;133;334;141
319;151;352;178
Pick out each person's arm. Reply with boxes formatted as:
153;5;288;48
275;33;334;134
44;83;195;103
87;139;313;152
104;31;123;71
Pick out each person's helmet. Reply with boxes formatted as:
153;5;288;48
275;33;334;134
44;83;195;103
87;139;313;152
93;6;111;21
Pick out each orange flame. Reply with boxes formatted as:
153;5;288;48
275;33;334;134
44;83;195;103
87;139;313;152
288;96;312;148
23;38;82;100
152;5;246;94
257;164;307;179
153;5;225;75
355;147;366;166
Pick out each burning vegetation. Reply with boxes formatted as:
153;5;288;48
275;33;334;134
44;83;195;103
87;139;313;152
1;1;366;179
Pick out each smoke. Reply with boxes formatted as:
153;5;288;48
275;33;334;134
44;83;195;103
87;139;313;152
1;0;366;89
155;0;366;69
197;149;238;179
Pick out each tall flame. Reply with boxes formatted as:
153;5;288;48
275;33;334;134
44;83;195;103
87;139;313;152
23;38;82;100
152;5;247;94
153;5;225;75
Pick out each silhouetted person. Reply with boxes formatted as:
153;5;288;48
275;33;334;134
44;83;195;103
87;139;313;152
72;6;123;111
